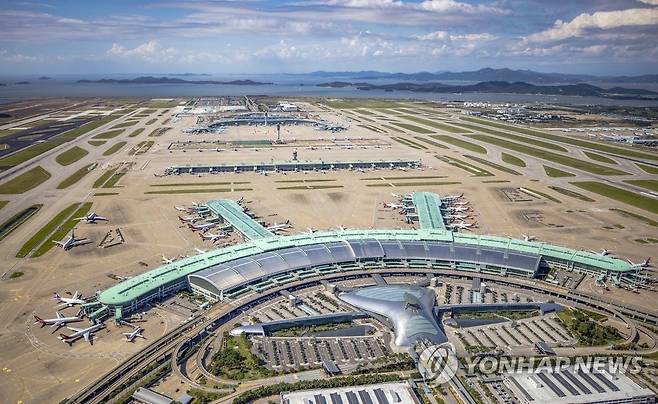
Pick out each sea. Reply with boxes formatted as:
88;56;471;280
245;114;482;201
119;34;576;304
2;73;658;107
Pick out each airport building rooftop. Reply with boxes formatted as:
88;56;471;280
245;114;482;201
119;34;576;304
411;191;447;230
165;159;420;174
281;381;421;404
205;199;273;240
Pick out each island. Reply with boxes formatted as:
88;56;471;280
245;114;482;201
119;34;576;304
77;76;271;85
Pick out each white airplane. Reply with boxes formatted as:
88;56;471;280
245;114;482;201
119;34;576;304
522;234;536;242
443;206;469;213
447;221;475;230
123;327;145;342
58;323;104;345
53;229;89;250
267;220;292;232
628;258;651;268
199;232;228;243
598;248;610;256
187;222;216;232
53;291;85;307
443;193;464;201
75;212;108;224
162;255;174;264
178;215;201;223
443;214;469;220
174;206;188;212
34;312;81;329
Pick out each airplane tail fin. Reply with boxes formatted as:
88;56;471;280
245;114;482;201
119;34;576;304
52;293;61;300
34;315;45;326
58;334;72;344
285;220;290;225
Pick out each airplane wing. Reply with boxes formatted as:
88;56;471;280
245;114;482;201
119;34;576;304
68;326;84;332
53;241;65;247
56;312;63;319
83;331;91;342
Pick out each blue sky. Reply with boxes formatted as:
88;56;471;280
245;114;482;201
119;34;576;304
0;0;657;75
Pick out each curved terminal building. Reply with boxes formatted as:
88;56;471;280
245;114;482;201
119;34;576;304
92;228;642;320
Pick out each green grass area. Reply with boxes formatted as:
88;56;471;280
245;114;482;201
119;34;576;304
209;333;277;380
91;129;123;140
389;121;434;134
465;155;521;175
468;134;628;176
128;140;155;155
276;185;343;190
380;123;402;133
102;141;127;156
455;120;569;152
435;155;493;176
0;166;51;194
111;121;138;129
366;181;461;187
482;180;510;183
87;140;106;146
57;163;96;189
544;165;576;177
501;152;526;167
0;116;120;171
55;146;88;166
431;135;487;154
0;129;20;139
145;118;157;125
9;271;23;279
522;187;561;203
412;136;449;149
624;180;658;193
0;204;42;242
128;128;145;138
556;307;622;346
16;202;84;258
397;114;469;133
322;99;405;109
636;163;658;174
0;200;7;210
149;181;238;187
274;179;336;183
93;167;127;188
355;108;375;115
32;202;92;257
362;175;447;180
93;192;119;196
357;124;385;133
584;151;617;165
144;187;252;194
548;186;595;202
635;237;658;244
391;136;428;150
571;181;658;214
463;116;658;161
610;208;658;227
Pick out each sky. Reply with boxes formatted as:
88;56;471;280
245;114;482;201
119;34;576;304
0;0;657;76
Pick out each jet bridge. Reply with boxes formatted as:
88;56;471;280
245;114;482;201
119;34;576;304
205;199;274;240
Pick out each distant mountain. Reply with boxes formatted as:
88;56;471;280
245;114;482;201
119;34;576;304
77;76;271;85
38;76;51;80
14;81;30;85
311;68;658;84
166;73;212;77
318;80;658;100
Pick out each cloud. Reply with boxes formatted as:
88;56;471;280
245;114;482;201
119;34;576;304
0;49;43;63
417;31;495;41
106;40;177;62
526;7;658;42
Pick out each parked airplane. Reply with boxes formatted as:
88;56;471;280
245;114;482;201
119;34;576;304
442;206;469;213
75;212;108;224
53;229;89;250
178;215;201;223
34;312;81;329
162;255;174;264
628;258;651;268
442;193;464;201
58;323;104;345
447;221;475;230
199;232;228;243
522;234;536;242
123;327;145;342
53;291;85;307
267;220;292;232
443;214;469;220
174;206;188;212
187;222;217;232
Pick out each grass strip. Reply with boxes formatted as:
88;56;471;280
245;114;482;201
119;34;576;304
274;179;336;183
543;165;576;177
16;203;81;258
102;141;127;156
128;140;155;155
55;146;88;166
397;114;469;133
362;175;447;180
92;129;123;140
431;135;487;154
88;140;106;146
0;200;6;210
463;116;658;161
389;122;434;134
111;121;138;129
413;136;449;149
468;134;628;176
32;202;92;257
583;151;617;165
57;163;96;189
521;187;561;203
380;124;402;133
435;155;493;176
128;128;145;138
465;155;521;175
548;186;595;202
0;204;42;242
145;187;253;194
610;208;658;227
455;120;569;152
366;181;461;187
636;163;658;174
571;181;658;214
0;166;51;194
93;167;126;188
391;137;427;150
624;180;658;193
501;152;525;167
482;180;510;183
145;118;157;125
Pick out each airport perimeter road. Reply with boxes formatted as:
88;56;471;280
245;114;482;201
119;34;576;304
67;268;658;403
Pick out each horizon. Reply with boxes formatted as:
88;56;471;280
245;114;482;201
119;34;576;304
0;1;657;76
